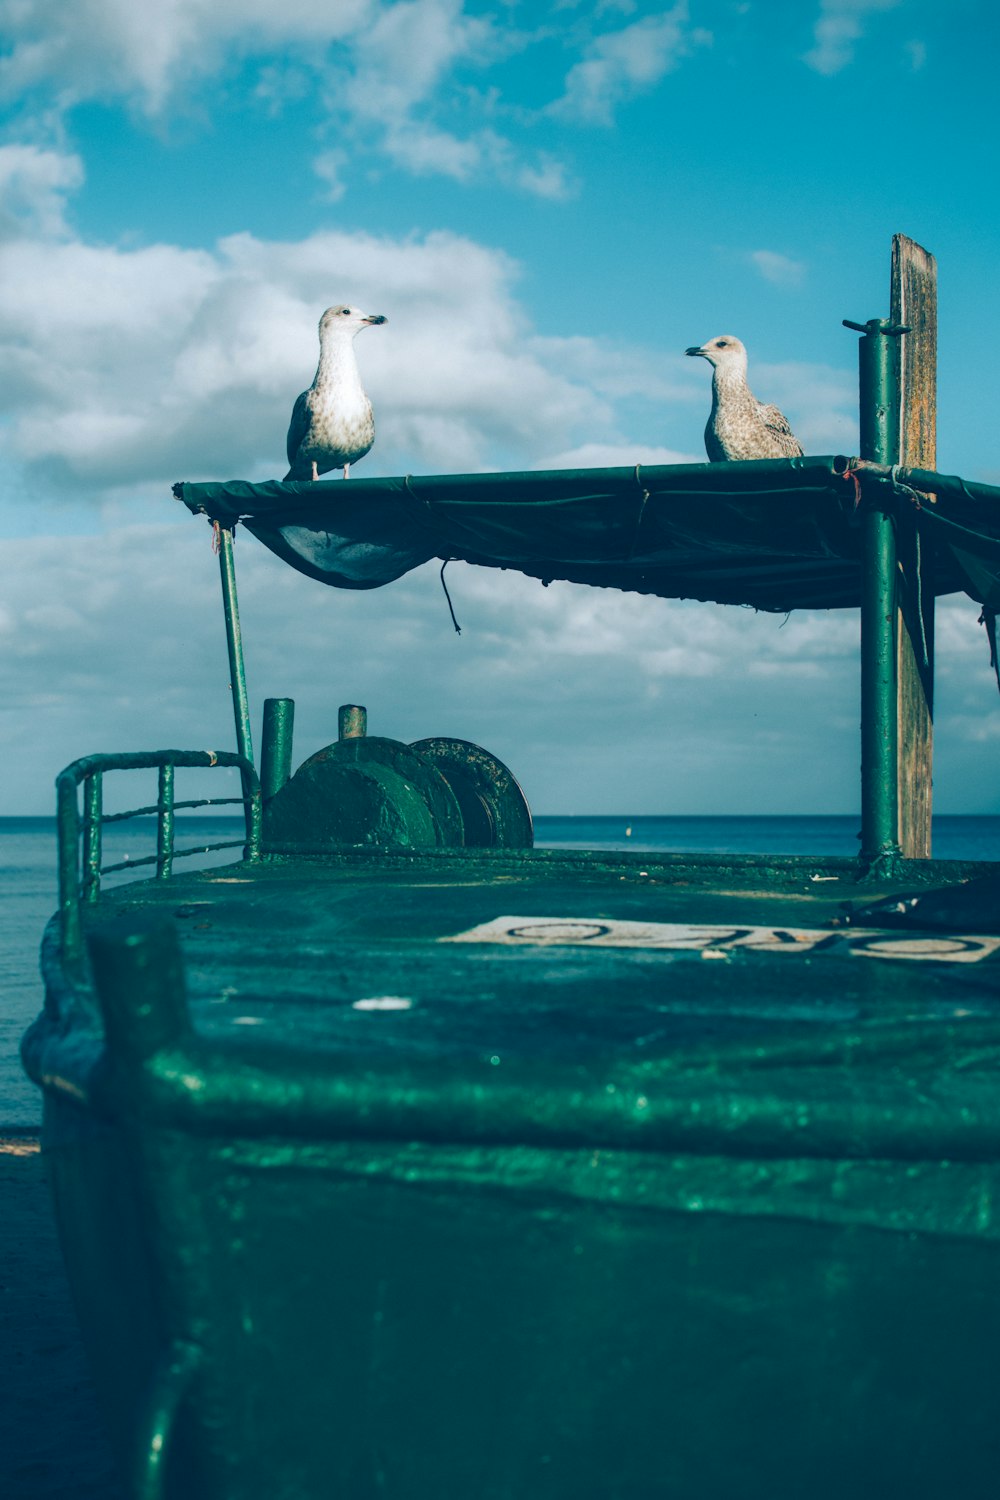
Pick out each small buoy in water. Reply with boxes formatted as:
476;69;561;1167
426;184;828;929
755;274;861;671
625;826;632;837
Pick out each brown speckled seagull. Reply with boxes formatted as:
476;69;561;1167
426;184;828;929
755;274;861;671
284;304;387;480
685;335;803;462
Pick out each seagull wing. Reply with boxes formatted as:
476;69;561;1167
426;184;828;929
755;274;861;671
758;402;804;456
285;390;310;474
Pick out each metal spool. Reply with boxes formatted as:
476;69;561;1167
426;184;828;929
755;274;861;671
292;736;465;847
263;756;443;849
410;738;533;848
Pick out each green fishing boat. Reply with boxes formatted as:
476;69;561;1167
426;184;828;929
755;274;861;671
21;237;1000;1499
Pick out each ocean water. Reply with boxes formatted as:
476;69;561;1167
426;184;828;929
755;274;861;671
3;813;999;1126
535;814;1000;862
1;816;248;1127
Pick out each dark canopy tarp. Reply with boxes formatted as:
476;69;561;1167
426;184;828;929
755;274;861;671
174;457;1000;614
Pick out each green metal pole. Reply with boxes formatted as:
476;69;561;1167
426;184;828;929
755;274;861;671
82;771;103;905
217;525;254;767
157;762;175;879
260;698;295;802
844;317;908;876
57;772;83;972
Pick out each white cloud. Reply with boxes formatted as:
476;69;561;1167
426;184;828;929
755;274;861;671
0;523;856;814
904;38;927;71
549;4;711;124
541;443;702;468
748;249;806;288
312;149;350;202
5;522;996;818
803;0;901;77
325;3;565;196
0;0;570;200
344;0;496;122
0;195;858;502
0;0;373;114
0;215;639;492
531;335;694;405
514;154;576;200
753;361;858;454
378;120;484;181
0;144;84;240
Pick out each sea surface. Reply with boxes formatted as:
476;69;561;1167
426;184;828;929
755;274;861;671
3;813;999;1125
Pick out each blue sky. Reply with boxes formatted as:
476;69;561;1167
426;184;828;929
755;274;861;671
1;0;998;819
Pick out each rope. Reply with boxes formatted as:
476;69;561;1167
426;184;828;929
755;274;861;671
914;527;929;668
842;463;863;509
404;474;460;630
888;463;928;510
440;560;462;634
211;519;239;552
979;607;1000;693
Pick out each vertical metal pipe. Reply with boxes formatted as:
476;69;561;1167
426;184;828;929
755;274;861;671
260;698;295;802
217;526;254;766
157;763;175;879
82;771;103;904
87;916;193;1065
57;774;83;970
241;769;263;864
338;704;367;740
849;317;905;874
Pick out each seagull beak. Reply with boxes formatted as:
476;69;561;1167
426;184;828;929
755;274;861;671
364;314;387;325
684;345;706;358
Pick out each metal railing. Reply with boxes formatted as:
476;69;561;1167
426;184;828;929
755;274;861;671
56;751;262;968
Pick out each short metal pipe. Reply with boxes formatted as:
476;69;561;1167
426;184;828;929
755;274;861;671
260;698;295;801
338;704;367;740
82;772;103;904
157;764;175;879
87;914;193;1066
217;526;254;767
57;774;83;969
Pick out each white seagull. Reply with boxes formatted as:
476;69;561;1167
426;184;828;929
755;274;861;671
685;335;803;462
284;304;387;480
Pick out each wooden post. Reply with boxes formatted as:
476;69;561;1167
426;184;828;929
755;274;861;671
891;235;936;858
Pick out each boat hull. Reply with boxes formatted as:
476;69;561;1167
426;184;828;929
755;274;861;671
42;1091;1000;1500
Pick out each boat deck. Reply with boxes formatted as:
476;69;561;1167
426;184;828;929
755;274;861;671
86;849;1000;1063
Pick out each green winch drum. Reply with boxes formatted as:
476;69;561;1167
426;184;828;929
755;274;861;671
263;734;465;848
409;736;533;848
262;732;532;850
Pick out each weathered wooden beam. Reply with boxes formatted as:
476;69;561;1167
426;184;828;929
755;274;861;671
891;234;936;858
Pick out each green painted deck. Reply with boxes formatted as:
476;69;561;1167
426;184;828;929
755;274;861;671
94;849;999;1025
65;848;1000;1171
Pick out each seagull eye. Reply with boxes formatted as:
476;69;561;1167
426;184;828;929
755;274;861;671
716;339;729;347
341;308;351;316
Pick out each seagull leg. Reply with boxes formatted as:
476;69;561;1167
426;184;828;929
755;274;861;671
343;464;350;479
310;460;319;481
